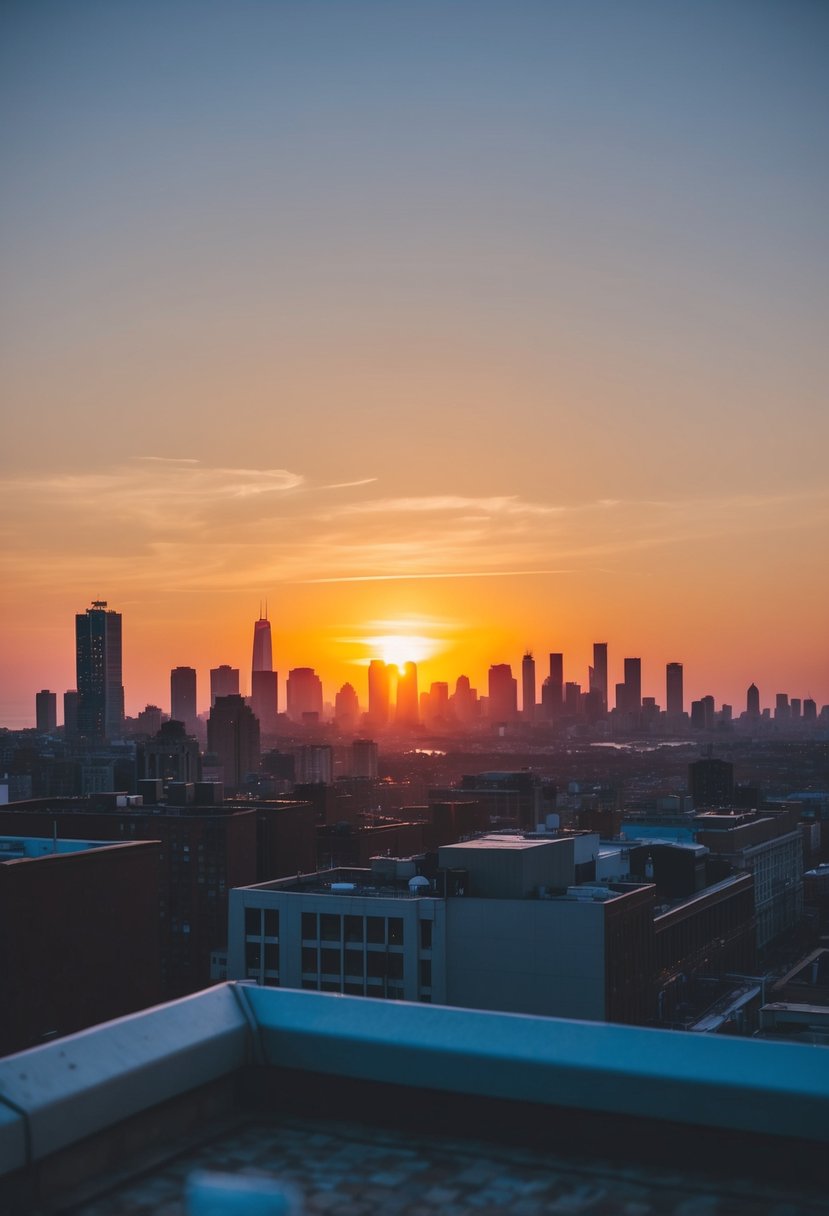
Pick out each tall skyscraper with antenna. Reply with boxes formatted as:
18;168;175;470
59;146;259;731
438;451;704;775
250;604;278;734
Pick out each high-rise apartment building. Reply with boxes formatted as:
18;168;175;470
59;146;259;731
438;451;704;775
746;684;760;717
521;653;536;721
250;611;278;733
35;690;57;734
75;601;124;740
666;663;684;717
170;666;198;735
210;665;240;706
334;683;360;731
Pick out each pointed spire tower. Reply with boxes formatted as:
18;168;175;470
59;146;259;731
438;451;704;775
251;604;278;734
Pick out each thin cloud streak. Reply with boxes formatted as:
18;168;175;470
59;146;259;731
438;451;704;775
299;569;576;585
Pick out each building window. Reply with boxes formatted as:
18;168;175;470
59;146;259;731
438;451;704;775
320;913;341;943
420;959;432;987
301;912;317;941
320;980;341;993
301;979;318;990
367;916;385;944
263;976;279;987
320;947;340;975
388;917;404;946
387;953;404;981
344;915;363;943
301;946;318;974
244;907;261;937
420;920;432;951
367;953;386;979
344;949;364;977
245;942;261;972
343;982;364;996
263;909;279;938
264;943;279;971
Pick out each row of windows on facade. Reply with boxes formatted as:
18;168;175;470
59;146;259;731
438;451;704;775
244;943;432;988
244;907;434;951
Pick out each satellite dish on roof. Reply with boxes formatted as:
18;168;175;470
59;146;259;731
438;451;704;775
408;875;430;892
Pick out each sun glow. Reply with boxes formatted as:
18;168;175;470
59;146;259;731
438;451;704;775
366;634;441;669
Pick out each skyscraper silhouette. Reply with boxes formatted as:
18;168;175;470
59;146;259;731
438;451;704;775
592;643;608;711
75;601;124;740
207;694;260;793
521;652;536;721
621;657;642;714
746;683;760;717
488;664;518;721
250;609;278;733
210;665;240;706
666;662;684;717
543;653;563;719
35;690;57;734
367;660;391;728
396;661;419;726
170;666;198;736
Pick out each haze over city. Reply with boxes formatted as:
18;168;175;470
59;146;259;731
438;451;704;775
2;1;827;722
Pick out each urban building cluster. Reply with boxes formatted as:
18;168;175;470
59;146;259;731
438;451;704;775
1;600;827;1062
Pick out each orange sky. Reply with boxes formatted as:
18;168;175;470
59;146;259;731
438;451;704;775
1;4;828;725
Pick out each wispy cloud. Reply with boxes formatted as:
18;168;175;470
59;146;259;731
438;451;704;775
322;495;566;518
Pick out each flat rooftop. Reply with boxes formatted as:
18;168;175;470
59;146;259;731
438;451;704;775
441;834;560;853
2;985;828;1214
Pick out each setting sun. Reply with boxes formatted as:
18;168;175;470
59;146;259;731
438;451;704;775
368;635;440;670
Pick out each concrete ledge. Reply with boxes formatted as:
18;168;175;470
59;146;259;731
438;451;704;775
0;985;248;1171
0;1103;26;1177
245;987;829;1142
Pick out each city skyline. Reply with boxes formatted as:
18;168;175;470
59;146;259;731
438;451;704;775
8;599;827;731
2;3;827;725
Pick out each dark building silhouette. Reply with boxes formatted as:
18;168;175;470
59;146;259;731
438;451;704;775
210;664;240;706
521;653;536;721
0;793;316;998
138;720;201;786
170;666;198;736
0;838;160;1055
63;690;79;738
250;611;278;734
592;643;608;711
334;682;360;731
488;664;517;722
35;690;57;734
286;668;324;723
746;683;760;718
620;658;642;715
775;693;790;722
367;660;391;728
544;653;563;718
208;695;260;792
75;601;124;741
396;662;419;727
689;756;734;808
666;663;683;718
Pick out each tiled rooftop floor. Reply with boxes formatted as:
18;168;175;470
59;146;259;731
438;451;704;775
67;1114;825;1216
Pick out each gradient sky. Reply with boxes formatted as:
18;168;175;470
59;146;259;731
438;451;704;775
2;1;828;725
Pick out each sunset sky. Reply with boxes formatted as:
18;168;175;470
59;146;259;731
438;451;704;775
2;1;828;725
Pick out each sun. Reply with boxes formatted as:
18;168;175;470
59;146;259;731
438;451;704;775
367;634;441;669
